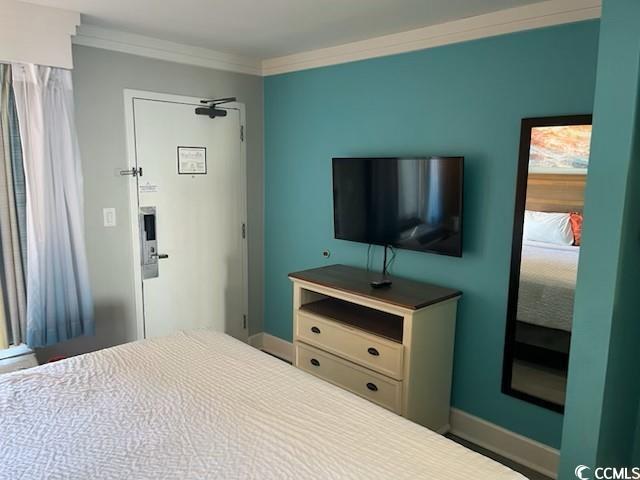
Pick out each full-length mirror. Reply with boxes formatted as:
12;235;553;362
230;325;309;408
503;115;592;412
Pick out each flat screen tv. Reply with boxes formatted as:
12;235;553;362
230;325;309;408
332;157;463;257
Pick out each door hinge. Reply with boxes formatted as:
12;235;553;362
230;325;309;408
242;222;246;239
120;167;143;177
243;314;247;329
240;125;244;142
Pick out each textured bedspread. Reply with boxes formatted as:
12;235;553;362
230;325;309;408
518;240;579;331
0;331;524;479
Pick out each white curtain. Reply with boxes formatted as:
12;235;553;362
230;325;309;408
11;63;93;347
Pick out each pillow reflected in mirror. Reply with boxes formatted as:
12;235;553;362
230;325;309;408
523;210;574;245
569;212;583;246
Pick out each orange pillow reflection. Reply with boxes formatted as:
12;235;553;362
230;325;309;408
569;212;583;246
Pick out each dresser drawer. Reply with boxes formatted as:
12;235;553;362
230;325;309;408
296;311;404;379
296;342;402;414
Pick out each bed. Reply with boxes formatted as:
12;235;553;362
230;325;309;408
0;331;524;479
517;240;580;332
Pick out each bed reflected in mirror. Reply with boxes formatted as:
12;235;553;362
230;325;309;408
502;115;592;412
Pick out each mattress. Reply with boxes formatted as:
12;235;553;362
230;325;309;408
0;331;524;480
518;240;580;331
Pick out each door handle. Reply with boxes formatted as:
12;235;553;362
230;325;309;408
151;253;169;259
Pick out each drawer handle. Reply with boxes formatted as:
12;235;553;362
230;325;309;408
366;382;378;392
310;358;320;367
367;347;380;356
310;326;321;334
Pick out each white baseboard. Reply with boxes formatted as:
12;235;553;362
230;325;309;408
262;333;294;362
449;408;559;479
248;333;293;363
0;352;38;375
248;332;558;477
248;332;263;349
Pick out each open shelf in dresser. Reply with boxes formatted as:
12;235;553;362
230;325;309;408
289;264;462;433
299;297;403;343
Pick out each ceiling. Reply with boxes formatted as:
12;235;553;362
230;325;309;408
25;0;544;59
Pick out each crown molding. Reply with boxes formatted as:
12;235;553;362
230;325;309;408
262;0;601;76
72;25;262;76
70;0;600;77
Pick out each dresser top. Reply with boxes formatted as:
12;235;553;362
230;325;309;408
288;264;461;310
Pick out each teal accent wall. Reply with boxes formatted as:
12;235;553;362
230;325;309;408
560;0;640;475
264;21;599;448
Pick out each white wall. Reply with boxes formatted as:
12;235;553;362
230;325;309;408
36;45;264;361
0;0;79;68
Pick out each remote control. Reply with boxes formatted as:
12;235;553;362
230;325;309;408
370;279;392;288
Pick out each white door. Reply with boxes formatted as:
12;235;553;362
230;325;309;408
129;93;247;341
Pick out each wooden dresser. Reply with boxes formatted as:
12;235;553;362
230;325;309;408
289;264;461;433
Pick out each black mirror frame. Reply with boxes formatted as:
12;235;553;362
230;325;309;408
501;114;592;413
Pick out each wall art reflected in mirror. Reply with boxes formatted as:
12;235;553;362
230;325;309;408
502;115;592;412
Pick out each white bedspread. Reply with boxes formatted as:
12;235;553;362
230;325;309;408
518;240;579;331
0;331;524;479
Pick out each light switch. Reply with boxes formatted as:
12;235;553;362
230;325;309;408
103;208;116;227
